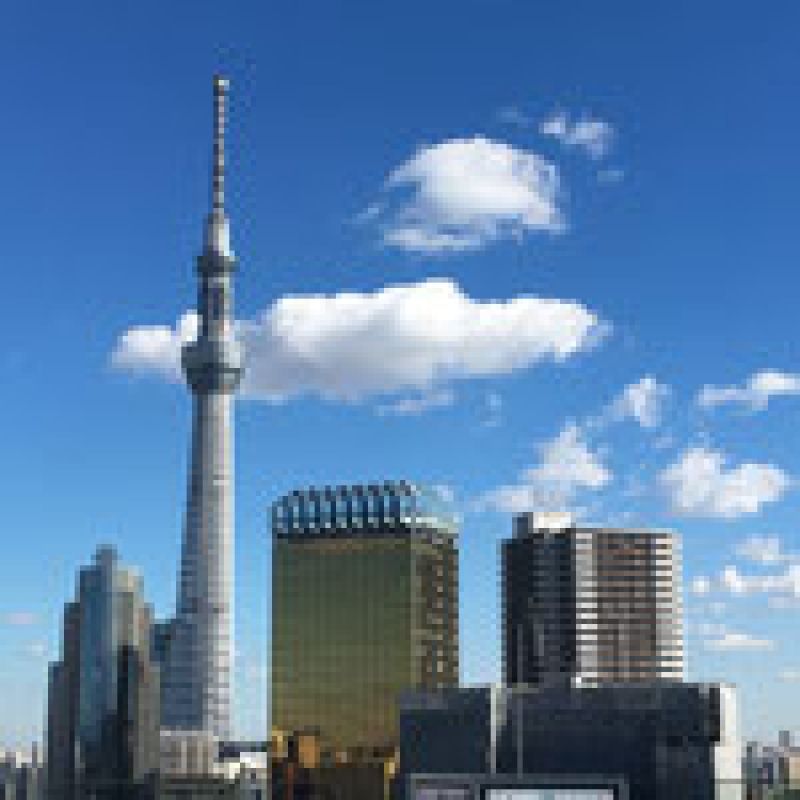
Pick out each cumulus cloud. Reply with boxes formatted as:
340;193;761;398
695;560;800;604
476;375;668;515
689;576;712;596
697;370;800;412
735;535;797;566
540;111;615;159
660;446;790;518
478;422;611;513
582;376;669;434
111;279;607;405
610;376;669;429
372;137;563;253
693;621;774;652
111;312;199;379
704;630;775;652
719;564;800;598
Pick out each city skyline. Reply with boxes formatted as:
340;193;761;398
2;0;800;749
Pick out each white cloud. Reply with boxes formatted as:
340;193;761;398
111;311;198;379
660;446;790;518
478;422;611;513
719;565;749;595
376;389;454;416
719;564;800;598
779;669;800;682
697;370;800;412
704;631;775;652
735;535;797;566
582;376;669;433
540;111;614;159
478;376;668;515
611;376;669;429
690;576;712;596
375;137;563;253
694;621;775;652
698;560;800;604
2;612;38;627
112;279;606;405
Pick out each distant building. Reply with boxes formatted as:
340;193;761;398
153;775;235;800
46;546;160;800
398;683;743;800
503;514;684;686
156;733;267;800
159;731;219;779
0;748;43;800
744;737;800;800
270;481;459;798
269;730;391;800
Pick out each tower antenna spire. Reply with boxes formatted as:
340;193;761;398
212;74;228;213
204;75;232;257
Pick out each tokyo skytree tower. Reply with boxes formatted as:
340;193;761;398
161;76;243;738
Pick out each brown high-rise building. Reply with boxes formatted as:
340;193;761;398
503;513;684;687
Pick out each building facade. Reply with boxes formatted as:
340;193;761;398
46;547;160;800
161;76;243;739
398;683;742;800
270;481;459;795
743;737;800;800
0;748;44;800
503;514;684;686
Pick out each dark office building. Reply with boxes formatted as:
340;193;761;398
47;602;81;800
46;546;160;800
270;481;459;798
503;514;684;687
398;683;743;800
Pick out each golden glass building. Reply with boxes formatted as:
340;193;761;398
270;481;459;764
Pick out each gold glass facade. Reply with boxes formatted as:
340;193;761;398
270;482;458;758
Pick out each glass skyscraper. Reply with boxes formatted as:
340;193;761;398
46;546;160;800
270;481;459;762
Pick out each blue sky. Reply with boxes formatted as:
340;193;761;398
1;0;800;747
